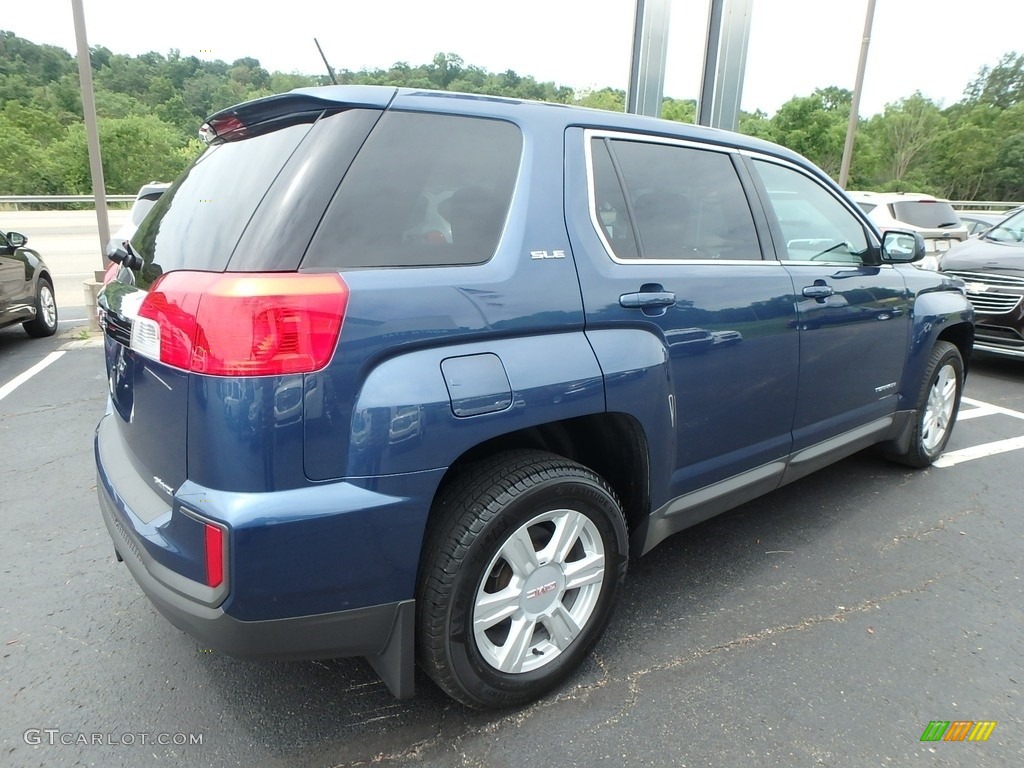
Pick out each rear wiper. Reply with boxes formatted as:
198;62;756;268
936;222;960;228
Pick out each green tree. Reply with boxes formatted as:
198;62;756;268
575;88;625;112
661;97;696;123
964;51;1024;109
47;114;195;194
0;119;52;194
876;92;946;184
1;101;63;145
765;89;849;176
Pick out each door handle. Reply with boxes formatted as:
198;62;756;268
619;291;677;309
802;284;834;300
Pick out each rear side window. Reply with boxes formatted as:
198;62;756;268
590;137;761;261
305;111;522;269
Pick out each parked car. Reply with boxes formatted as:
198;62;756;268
109;181;170;251
847;191;968;270
95;85;974;709
959;211;1005;237
940;206;1024;359
0;229;58;337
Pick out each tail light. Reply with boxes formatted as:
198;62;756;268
130;272;348;376
204;522;224;588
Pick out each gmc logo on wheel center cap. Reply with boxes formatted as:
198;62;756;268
526;581;558;599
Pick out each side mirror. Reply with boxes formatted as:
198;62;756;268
7;231;27;247
881;230;926;263
106;240;143;271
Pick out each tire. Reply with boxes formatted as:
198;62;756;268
886;341;963;468
417;450;628;709
23;277;58;338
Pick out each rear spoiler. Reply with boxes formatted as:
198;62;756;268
200;86;397;144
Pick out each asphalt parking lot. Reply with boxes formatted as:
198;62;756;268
1;313;1022;767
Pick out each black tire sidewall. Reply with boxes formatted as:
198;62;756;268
443;473;627;707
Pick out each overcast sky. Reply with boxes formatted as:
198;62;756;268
4;1;1022;116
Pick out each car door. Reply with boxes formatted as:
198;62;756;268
0;231;26;323
747;157;911;467
565;130;800;509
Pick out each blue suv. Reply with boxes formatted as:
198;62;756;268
95;86;973;708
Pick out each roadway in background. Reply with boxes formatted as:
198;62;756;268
0;210;130;316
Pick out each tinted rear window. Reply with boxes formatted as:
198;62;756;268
132;119;318;284
890;201;961;228
304;111;522;269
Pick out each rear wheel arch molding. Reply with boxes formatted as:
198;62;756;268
936;322;974;374
423;412;651;553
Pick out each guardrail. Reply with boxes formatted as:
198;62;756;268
0;195;136;211
950;200;1023;212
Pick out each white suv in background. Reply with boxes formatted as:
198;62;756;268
111;181;170;248
847;191;968;270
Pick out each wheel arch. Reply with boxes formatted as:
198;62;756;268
936;321;974;377
422;412;651;558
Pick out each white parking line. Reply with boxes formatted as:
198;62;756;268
956;404;999;421
961;396;1024;421
932;396;1024;468
935;435;1024;468
0;351;66;402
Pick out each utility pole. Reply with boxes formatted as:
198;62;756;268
71;0;110;273
72;0;110;330
839;0;877;189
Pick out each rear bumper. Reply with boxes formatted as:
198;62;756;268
94;411;444;697
97;477;404;661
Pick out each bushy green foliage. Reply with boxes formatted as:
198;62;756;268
46;114;200;194
0;29;1021;201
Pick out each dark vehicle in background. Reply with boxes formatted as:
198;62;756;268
941;206;1024;359
0;229;58;337
95;85;974;710
848;191;968;270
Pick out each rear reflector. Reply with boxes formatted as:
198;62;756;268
204;523;224;588
132;272;348;375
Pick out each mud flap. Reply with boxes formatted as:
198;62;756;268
366;599;415;699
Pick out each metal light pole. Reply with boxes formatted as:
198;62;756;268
626;0;672;117
71;0;110;273
697;0;753;131
839;0;877;189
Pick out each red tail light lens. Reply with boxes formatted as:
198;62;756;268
204;523;224;588
133;272;348;375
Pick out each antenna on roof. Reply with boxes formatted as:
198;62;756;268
313;38;338;85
